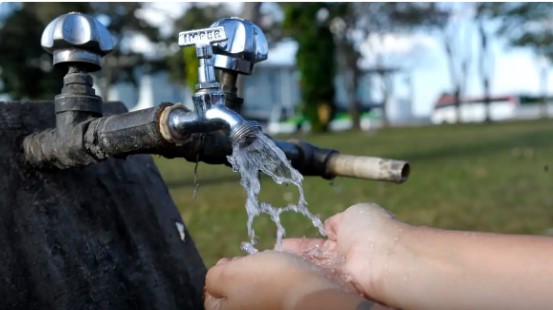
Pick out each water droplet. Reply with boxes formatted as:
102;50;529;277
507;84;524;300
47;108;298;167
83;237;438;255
241;242;258;254
343;273;353;282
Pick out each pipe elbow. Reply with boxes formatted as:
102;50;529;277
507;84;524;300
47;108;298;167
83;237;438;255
22;121;97;169
161;104;231;144
204;105;244;133
161;103;262;148
164;106;201;143
205;106;263;146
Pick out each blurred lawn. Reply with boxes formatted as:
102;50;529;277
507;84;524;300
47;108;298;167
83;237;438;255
154;119;553;267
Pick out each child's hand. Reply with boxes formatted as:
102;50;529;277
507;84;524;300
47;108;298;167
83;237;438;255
282;203;410;301
204;250;355;310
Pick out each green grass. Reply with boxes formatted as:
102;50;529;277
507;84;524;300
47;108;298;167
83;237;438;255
154;119;553;267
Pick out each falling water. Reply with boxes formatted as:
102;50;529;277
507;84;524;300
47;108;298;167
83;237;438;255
227;132;326;254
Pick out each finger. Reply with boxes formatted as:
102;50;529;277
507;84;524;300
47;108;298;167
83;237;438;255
206;255;250;299
280;238;326;254
204;292;223;310
205;263;231;299
281;238;339;268
216;257;230;266
324;212;343;240
352;202;396;220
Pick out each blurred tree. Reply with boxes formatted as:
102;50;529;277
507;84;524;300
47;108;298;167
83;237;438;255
0;3;91;99
89;2;162;100
0;3;163;101
475;3;495;123
486;2;553;118
440;3;473;124
329;3;449;128
327;3;361;129
281;3;336;132
255;3;286;45
241;2;262;25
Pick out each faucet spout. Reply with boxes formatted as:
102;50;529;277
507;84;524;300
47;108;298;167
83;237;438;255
205;105;261;145
163;100;261;147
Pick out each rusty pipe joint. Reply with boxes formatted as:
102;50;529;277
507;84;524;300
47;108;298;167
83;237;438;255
22;11;116;169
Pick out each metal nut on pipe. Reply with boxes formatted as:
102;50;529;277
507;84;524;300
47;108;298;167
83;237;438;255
325;154;410;183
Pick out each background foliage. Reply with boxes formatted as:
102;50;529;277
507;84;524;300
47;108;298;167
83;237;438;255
282;3;337;132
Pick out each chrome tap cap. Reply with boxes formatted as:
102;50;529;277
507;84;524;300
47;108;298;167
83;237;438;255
210;17;268;75
41;12;113;72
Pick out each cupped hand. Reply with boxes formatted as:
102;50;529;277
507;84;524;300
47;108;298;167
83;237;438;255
204;250;351;310
282;202;410;301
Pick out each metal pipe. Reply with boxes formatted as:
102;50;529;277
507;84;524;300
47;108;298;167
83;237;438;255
274;139;410;183
85;104;173;159
274;139;337;179
326;154;410;183
218;70;243;112
23;102;258;170
22;104;172;169
219;70;238;89
162;104;261;147
23;121;97;169
23;103;410;183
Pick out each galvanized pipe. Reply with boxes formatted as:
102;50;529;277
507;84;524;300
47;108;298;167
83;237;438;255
326;154;410;183
275;139;410;183
22;104;172;169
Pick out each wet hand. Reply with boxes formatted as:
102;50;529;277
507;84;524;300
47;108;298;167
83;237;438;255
282;203;409;302
204;250;356;310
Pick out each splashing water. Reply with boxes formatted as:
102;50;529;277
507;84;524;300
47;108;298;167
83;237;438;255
227;132;326;254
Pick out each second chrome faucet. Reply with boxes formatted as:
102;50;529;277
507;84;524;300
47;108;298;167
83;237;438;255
161;23;263;147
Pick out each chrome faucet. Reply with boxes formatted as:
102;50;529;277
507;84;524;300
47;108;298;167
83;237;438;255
161;25;261;147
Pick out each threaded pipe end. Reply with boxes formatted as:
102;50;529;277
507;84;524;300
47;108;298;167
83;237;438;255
230;121;262;147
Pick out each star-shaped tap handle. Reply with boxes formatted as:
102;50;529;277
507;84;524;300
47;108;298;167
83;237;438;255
41;12;113;72
210;18;268;76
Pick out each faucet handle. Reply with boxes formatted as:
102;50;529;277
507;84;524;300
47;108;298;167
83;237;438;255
178;26;228;49
210;17;268;75
41;12;113;72
178;26;228;87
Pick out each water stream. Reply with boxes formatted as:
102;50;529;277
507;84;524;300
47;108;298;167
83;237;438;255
228;132;326;254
